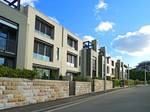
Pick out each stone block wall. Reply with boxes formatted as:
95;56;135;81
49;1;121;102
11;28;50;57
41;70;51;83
0;78;69;110
75;81;91;96
94;79;104;92
106;80;113;90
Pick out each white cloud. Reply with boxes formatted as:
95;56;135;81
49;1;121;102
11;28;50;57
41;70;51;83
83;35;94;42
112;56;123;61
95;21;114;32
96;0;107;10
49;16;59;24
21;0;38;7
0;0;38;7
112;25;150;56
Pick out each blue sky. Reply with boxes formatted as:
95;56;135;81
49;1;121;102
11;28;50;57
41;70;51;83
21;0;150;67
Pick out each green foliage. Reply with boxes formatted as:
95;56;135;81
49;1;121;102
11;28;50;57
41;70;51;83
128;80;135;86
130;69;150;81
0;66;37;79
134;80;144;85
106;76;112;81
93;76;102;80
113;79;120;87
50;71;59;80
73;75;92;82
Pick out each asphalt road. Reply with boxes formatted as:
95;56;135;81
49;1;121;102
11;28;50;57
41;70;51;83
46;86;150;112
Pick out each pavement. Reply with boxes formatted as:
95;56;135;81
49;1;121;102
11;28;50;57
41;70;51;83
1;86;150;112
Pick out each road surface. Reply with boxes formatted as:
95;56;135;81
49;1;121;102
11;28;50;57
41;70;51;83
45;86;150;112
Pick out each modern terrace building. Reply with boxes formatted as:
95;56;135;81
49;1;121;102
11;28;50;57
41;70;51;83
115;60;128;80
0;1;128;80
106;57;116;79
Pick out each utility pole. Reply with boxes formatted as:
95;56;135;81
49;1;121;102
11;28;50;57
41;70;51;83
128;64;130;87
104;56;107;92
144;64;147;85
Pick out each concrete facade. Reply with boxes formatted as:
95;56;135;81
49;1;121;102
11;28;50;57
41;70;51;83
115;60;128;80
0;1;128;80
106;57;116;78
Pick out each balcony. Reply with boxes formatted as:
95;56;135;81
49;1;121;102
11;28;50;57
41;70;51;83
0;37;17;54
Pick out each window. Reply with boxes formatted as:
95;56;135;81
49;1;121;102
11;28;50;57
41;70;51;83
112;68;114;74
67;53;77;67
38;43;44;55
67;36;78;50
112;61;114;66
107;58;109;64
56;47;59;60
35;17;54;39
0;57;14;68
92;57;96;71
0;22;17;54
33;40;53;61
107;66;109;73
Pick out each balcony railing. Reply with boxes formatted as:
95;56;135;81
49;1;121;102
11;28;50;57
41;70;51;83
0;37;17;54
33;53;50;62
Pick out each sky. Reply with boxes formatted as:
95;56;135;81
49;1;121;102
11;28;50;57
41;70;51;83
20;0;150;67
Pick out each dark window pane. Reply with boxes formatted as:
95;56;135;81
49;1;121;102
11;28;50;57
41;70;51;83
57;47;59;60
34;41;38;53
46;26;51;37
45;46;50;57
39;43;44;55
35;19;40;31
41;24;46;33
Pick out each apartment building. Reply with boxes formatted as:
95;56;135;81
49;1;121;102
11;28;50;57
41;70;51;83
0;1;83;80
115;60;128;80
81;40;99;78
0;1;27;69
106;57;116;79
98;47;106;79
0;1;128;80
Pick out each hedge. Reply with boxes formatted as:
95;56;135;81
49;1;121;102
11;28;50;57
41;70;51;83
0;66;37;79
73;75;92;82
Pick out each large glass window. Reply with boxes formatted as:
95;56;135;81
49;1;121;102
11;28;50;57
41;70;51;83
35;17;54;39
67;53;77;67
92;57;97;71
33;40;53;61
67;36;78;50
0;57;14;68
0;22;17;54
107;66;110;74
112;61;114;66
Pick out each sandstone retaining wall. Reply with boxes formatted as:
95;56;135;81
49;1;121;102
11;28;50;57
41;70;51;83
0;78;69;110
94;79;104;92
75;81;91;96
106;80;113;90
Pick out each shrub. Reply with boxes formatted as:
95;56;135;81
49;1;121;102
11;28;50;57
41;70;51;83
128;80;135;86
73;75;92;82
0;66;37;79
93;76;102;80
113;79;120;87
